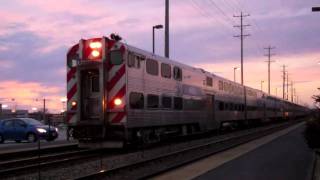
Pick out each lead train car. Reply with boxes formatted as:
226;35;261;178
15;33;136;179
66;36;307;148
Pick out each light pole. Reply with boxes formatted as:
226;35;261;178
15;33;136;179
152;24;163;54
261;81;264;91
233;67;239;82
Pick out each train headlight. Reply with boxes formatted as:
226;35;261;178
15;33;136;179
81;38;103;61
91;50;100;57
114;98;122;106
71;101;77;107
89;41;102;49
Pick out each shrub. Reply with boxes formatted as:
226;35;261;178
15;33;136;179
304;117;320;149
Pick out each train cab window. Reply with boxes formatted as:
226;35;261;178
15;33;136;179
206;77;213;87
162;96;172;108
147;94;159;108
173;66;182;81
91;75;99;92
129;92;144;109
146;59;159;76
218;81;223;90
174;97;183;110
161;63;171;78
110;50;123;65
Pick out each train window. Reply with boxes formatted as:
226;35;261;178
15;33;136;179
129;92;144;109
110;50;123;65
128;53;135;67
206;77;213;87
223;82;228;91
147;94;159;108
174;97;183;110
128;53;141;69
161;63;171;78
218;81;223;90
173;66;182;81
230;103;234;111
91;75;99;92
219;101;224;111
146;59;159;76
162;96;172;108
184;99;205;110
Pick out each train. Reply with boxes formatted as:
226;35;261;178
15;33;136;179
66;35;308;148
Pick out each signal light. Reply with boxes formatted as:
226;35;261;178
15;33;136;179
81;38;103;61
114;98;122;106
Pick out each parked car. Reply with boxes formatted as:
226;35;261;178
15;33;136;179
0;118;58;143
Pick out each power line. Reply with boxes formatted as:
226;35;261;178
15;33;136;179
207;0;236;25
188;0;236;35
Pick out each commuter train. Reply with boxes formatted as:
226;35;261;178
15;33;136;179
66;35;308;147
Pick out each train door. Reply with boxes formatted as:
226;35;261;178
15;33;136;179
206;94;218;130
80;69;101;121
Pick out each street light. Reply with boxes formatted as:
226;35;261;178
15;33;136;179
1;104;8;108
152;24;163;54
233;67;239;82
261;81;264;91
317;61;320;65
312;7;320;12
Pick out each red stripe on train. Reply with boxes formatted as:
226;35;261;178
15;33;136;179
108;85;126;109
111;112;126;123
107;40;116;50
67;67;76;82
67;112;76;122
67;84;77;101
107;65;125;91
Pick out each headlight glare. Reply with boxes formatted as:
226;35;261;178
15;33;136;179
37;128;47;133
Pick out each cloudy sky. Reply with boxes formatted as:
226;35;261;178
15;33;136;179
0;0;319;112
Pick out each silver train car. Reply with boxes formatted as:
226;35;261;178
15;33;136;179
66;36;308;147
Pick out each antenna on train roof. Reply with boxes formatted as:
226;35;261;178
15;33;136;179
110;33;122;42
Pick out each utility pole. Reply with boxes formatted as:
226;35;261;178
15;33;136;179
294;88;296;103
234;12;250;86
165;0;169;58
281;65;287;100
43;98;46;122
286;73;289;100
291;81;294;102
264;46;275;95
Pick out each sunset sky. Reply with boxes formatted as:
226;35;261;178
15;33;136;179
0;0;319;112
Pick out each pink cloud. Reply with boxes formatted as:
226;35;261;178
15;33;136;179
0;81;64;113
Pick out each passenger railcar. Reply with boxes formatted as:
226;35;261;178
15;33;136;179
66;36;308;147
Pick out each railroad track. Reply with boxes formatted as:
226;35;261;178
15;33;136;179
0;143;78;161
77;120;302;180
0;120;304;179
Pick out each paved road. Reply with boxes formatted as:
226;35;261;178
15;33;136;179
195;125;314;180
0;128;76;153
